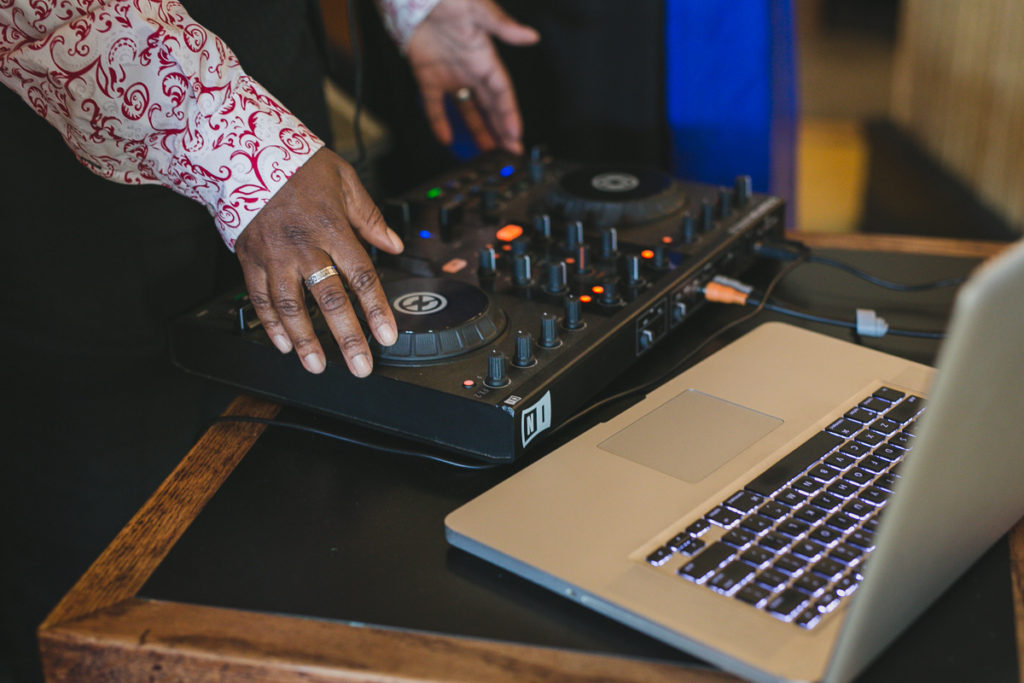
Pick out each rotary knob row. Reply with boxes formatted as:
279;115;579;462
384;147;552;242
484;329;536;387
685;173;754;243
481;245;644;305
483;299;585;388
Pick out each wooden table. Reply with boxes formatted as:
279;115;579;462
38;234;1024;682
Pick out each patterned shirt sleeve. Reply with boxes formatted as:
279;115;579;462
0;0;324;251
374;0;442;52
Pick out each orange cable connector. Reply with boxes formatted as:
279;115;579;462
702;281;749;305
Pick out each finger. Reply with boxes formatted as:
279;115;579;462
473;0;540;45
475;65;525;153
456;98;498;152
239;260;294;355
307;269;377;377
268;268;327;374
330;171;400;348
330;242;399;349
421;87;454;148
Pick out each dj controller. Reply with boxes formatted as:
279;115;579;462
171;149;785;462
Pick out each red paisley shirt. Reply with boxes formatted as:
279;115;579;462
0;0;325;251
0;0;439;250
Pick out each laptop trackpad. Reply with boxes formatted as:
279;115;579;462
598;389;782;483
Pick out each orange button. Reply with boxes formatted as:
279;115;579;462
442;258;468;273
591;285;605;295
579;294;593;303
641;249;655;259
495;224;524;242
661;235;673;244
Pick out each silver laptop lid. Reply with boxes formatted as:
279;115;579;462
826;238;1024;682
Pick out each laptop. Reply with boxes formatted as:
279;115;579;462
445;238;1024;682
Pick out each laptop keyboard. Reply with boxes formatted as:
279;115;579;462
644;386;926;629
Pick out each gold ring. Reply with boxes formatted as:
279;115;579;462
304;265;339;288
454;87;473;102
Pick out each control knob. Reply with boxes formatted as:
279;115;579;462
533;213;553;240
539;312;561;348
600;227;619;261
599;278;621;306
478;246;497;275
513;253;534;286
700;199;714;233
513;330;536;367
680;211;696;244
734;174;752;206
717;187;731;219
485;349;510;388
563;294;584;330
566;220;584;251
576;243;592;274
545;260;567;295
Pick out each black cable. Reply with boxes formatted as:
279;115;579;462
211;415;501;470
806;254;966;291
755;240;967;291
550;253;809;440
347;0;367;173
743;296;946;340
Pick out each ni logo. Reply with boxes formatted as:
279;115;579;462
393;291;448;315
521;391;552;447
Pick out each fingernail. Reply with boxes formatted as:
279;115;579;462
272;335;292;353
304;353;326;374
351;353;372;378
378;322;397;346
387;228;404;252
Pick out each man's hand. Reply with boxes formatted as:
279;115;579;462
235;148;404;377
406;0;539;154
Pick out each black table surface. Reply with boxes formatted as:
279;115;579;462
141;248;1019;681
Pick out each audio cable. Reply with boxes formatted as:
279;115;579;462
753;239;967;292
702;277;946;340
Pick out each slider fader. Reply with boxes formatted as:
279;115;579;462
171;148;784;462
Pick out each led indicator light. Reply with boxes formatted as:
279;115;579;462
564;257;576;264
499;164;515;177
463;379;476;388
579;294;593;303
426;187;442;199
641;249;655;259
418;229;432;239
495;224;523;242
591;285;605;295
661;235;673;244
501;244;512;251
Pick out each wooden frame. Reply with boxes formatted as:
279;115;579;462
38;235;1024;682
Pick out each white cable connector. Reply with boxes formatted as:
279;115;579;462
711;275;755;294
855;309;890;338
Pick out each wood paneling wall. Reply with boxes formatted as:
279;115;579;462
891;0;1024;233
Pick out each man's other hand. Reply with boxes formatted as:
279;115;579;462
407;0;539;154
